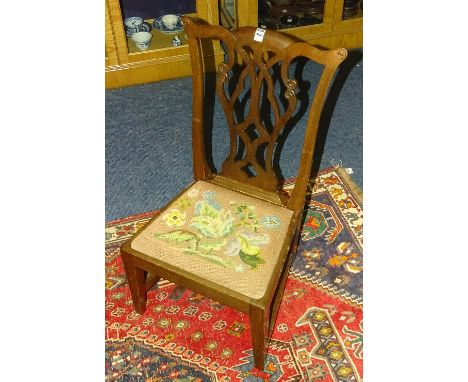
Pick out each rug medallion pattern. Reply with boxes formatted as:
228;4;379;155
105;167;363;381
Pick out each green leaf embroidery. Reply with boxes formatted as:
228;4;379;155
155;230;200;244
182;248;231;268
238;236;261;256
191;210;234;238
195;200;219;218
239;250;265;270
198;238;227;252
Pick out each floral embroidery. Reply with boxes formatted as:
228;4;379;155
202;191;221;210
192;199;233;237
162;209;186;227
173;197;192;211
233;203;260;230
203;191;216;200
154;189;283;272
261;215;281;229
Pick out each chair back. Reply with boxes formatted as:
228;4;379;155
183;16;347;211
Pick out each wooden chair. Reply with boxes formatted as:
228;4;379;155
120;16;347;370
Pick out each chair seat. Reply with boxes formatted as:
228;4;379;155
131;180;294;299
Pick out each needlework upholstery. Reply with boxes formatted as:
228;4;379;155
131;180;294;299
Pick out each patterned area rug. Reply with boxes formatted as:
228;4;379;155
105;166;363;382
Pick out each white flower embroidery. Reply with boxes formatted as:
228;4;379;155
225;238;241;256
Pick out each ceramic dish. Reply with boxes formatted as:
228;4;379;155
141;22;152;32
124;16;144;37
126;28;138;38
152;15;183;34
279;14;299;28
125;21;152;37
124;16;144;28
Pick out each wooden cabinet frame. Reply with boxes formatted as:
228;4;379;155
333;0;363;31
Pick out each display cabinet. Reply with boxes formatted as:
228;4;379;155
105;0;225;89
105;0;362;89
220;0;362;49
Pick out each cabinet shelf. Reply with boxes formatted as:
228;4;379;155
127;28;188;56
126;18;189;55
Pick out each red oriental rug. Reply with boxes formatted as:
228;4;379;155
105;166;363;382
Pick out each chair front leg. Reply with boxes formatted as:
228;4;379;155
268;232;300;337
121;250;147;314
249;304;270;370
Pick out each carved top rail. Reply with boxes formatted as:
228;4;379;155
183;16;347;211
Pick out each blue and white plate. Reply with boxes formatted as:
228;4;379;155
152;15;183;34
141;22;152;32
125;21;152;37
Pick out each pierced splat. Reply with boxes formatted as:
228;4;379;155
216;42;300;192
183;16;347;209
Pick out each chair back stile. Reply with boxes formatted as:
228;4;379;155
185;20;234;181
184;16;347;213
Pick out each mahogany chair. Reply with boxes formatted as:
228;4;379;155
120;16;347;369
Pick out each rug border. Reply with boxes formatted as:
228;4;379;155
334;166;363;206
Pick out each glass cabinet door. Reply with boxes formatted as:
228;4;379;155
220;0;334;35
218;0;362;50
106;0;218;63
341;0;362;21
219;0;236;29
258;0;327;30
120;0;197;53
106;0;222;88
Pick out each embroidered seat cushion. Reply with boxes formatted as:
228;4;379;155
131;180;294;299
